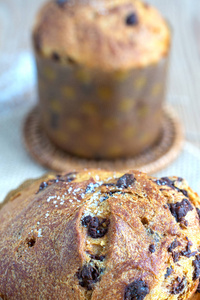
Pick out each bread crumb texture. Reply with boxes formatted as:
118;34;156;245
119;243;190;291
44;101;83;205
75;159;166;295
1;170;200;299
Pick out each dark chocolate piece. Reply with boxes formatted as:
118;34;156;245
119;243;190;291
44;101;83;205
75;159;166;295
90;254;105;261
56;0;68;7
193;255;200;280
27;237;36;248
155;177;189;197
170;277;185;295
181;241;197;258
59;172;77;182
167;198;193;223
165;266;173;279
124;280;149;300
77;264;101;290
196;207;200;220
117;174;135;189
52;52;60;61
149;244;156;253
126;12;139;26
82;216;110;238
168;239;181;253
196;281;200;293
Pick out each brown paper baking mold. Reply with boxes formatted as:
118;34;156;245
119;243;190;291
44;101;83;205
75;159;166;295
23;104;184;174
35;53;169;159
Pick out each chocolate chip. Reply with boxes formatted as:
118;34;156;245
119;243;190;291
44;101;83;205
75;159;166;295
196;208;200;220
167;198;193;223
90;254;105;261
126;12;139;26
172;252;181;263
196;281;200;293
170;277;185;295
52;52;60;61
193;255;200;280
168;239;181;253
155;177;189;197
102;183;116;187
37;179;58;193
168;239;181;262
149;244;156;253
82;216;110;238
58;172;77;182
180;189;188;197
181;241;197;258
56;0;68;7
165;266;173;279
27;237;36;248
117;174;135;189
124;280;149;300
77;264;101;290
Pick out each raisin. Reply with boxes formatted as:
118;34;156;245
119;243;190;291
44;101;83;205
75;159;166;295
77;264;101;290
126;13;139;26
165;266;173;279
167;198;193;222
117;174;135;189
170;277;185;295
82;216;110;238
149;244;156;253
193;255;200;280
124;280;149;300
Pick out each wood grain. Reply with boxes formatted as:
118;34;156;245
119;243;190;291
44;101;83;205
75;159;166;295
0;0;200;148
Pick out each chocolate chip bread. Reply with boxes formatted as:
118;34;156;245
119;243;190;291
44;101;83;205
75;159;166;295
33;0;170;69
1;170;200;300
32;0;170;159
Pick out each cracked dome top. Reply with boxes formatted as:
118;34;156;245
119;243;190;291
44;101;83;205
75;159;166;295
0;169;200;300
32;0;170;70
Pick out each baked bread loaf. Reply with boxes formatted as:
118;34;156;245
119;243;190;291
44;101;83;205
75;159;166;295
32;0;171;159
1;169;200;299
33;0;170;70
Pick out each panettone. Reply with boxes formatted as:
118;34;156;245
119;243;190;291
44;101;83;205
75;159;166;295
33;0;170;70
31;0;171;159
1;169;200;299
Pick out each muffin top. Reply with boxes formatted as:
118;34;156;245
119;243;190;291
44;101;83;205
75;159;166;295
33;0;170;70
0;169;200;300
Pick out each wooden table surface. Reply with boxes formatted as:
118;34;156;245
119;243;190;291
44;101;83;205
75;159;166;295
1;0;200;148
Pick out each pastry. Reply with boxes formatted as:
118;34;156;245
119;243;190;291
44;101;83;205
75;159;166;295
0;169;200;299
32;0;170;159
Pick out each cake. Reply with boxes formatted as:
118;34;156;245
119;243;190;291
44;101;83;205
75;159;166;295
32;0;171;159
0;169;200;299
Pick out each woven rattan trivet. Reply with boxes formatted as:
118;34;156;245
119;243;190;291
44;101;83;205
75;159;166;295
23;105;184;174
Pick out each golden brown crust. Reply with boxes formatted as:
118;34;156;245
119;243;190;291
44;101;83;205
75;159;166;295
33;0;170;70
1;170;200;299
